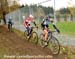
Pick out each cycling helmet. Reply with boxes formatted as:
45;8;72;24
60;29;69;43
48;14;54;18
29;14;34;18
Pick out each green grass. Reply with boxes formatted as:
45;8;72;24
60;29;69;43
57;21;75;35
49;21;75;35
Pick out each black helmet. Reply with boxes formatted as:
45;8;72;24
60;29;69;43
48;14;54;18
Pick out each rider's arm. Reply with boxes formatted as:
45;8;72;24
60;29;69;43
33;21;37;26
33;20;39;29
24;23;27;27
52;22;60;33
24;20;27;27
53;24;60;33
32;20;37;26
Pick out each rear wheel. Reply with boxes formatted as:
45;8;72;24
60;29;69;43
24;30;29;40
49;36;60;55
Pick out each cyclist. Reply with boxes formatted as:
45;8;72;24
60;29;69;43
24;14;37;38
41;15;60;46
8;16;13;31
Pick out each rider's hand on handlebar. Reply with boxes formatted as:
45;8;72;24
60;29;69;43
56;29;60;33
36;26;39;29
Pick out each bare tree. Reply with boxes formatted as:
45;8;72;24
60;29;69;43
0;0;8;24
0;0;20;24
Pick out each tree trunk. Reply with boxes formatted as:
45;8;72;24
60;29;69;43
3;11;6;24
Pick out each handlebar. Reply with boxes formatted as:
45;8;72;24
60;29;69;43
32;26;39;30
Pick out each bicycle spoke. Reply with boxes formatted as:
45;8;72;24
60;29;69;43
24;31;28;40
31;32;38;44
40;34;46;47
49;36;60;55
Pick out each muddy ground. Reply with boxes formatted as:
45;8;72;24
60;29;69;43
0;25;66;59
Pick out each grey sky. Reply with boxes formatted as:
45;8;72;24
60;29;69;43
18;0;75;10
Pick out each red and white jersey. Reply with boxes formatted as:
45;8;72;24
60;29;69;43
24;17;32;27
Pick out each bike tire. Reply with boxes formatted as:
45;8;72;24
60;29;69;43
40;34;46;47
24;30;29;40
49;36;60;55
31;32;38;44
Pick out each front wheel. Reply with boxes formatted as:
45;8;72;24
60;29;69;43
31;32;38;44
49;36;60;55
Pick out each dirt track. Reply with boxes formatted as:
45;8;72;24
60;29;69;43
0;25;65;59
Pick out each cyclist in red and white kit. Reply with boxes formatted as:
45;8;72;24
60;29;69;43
24;14;37;38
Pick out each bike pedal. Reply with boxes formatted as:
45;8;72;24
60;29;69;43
44;42;48;45
42;44;48;48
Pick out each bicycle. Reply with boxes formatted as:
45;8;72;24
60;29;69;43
24;27;38;44
40;30;60;55
8;23;12;32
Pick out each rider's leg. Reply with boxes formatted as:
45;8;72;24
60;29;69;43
26;27;30;36
44;28;48;41
11;24;12;31
8;24;10;31
26;25;32;36
29;27;32;36
43;28;48;46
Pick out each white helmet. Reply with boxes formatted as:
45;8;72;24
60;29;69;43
29;14;34;18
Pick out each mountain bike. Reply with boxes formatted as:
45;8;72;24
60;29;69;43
40;30;60;55
24;27;38;44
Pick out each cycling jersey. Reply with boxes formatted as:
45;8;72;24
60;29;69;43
43;18;50;25
24;17;32;27
8;18;13;25
41;18;51;30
